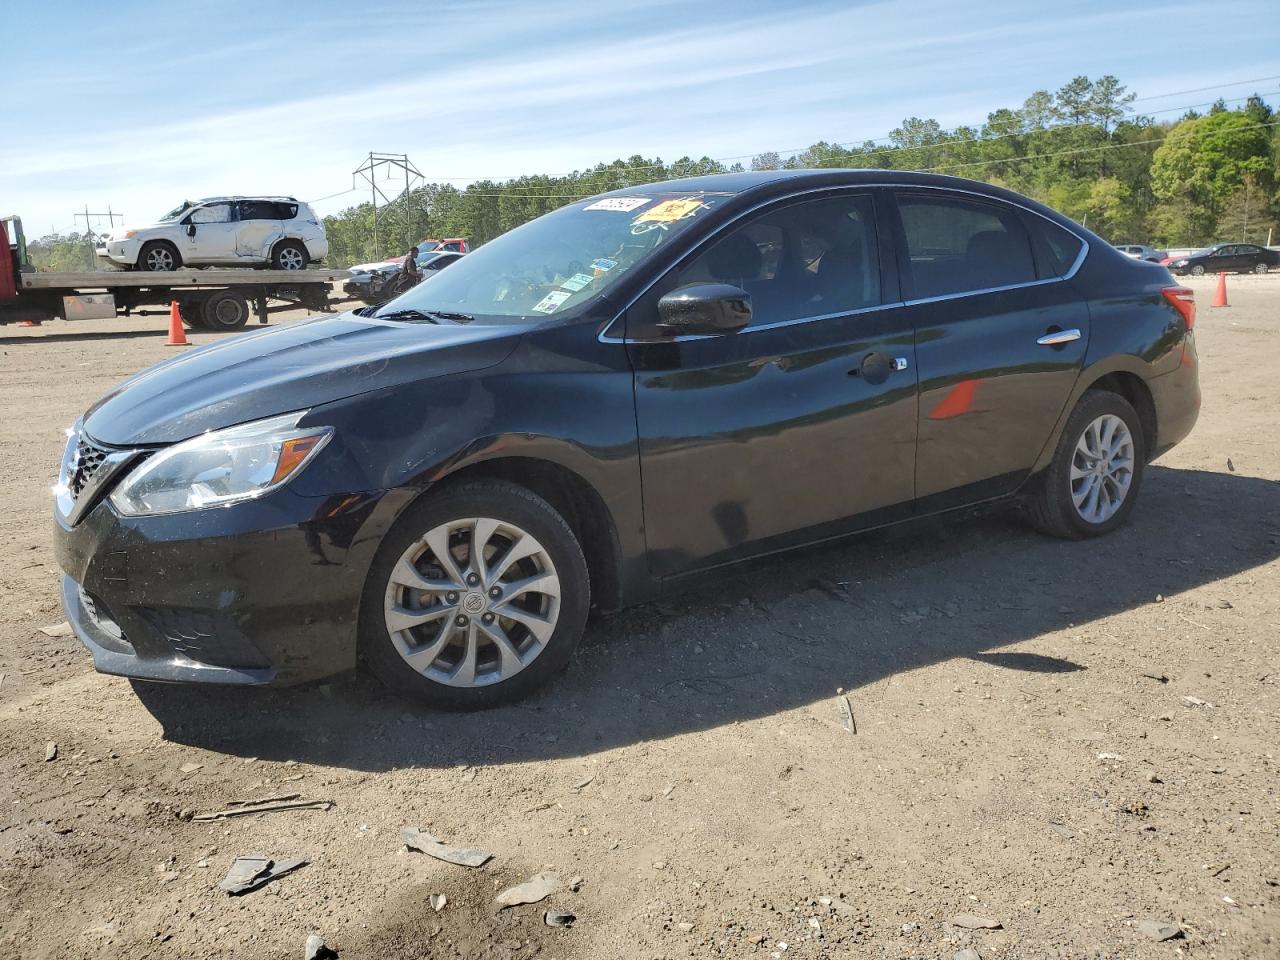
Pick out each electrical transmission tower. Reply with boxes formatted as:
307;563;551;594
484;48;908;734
73;205;124;270
352;152;424;259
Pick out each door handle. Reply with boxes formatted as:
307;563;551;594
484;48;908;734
850;352;909;384
1036;328;1081;346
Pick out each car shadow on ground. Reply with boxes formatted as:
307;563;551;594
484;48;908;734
131;465;1279;770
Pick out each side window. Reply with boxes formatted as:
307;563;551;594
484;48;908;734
1026;215;1085;279
238;200;279;221
273;202;299;220
896;194;1037;297
673;193;881;327
189;203;233;224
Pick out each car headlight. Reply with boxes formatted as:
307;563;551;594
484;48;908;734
1174;259;1188;266
108;412;332;516
123;230;138;239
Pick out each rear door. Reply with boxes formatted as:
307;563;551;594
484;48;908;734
628;190;919;577
236;200;284;261
889;190;1090;509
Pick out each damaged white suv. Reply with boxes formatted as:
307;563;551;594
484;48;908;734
97;196;329;271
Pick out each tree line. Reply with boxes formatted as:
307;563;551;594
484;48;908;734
26;75;1279;271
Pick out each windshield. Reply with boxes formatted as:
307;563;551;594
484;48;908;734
158;201;193;222
378;193;727;322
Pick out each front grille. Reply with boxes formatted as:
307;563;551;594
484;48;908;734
69;435;111;500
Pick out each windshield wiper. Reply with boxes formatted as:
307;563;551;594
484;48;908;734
372;308;476;324
371;308;440;323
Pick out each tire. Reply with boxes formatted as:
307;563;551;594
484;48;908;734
137;241;181;272
1189;265;1206;276
200;290;251;331
1254;262;1268;275
1023;390;1146;540
361;480;590;709
272;241;308;271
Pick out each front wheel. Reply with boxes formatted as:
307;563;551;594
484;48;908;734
1190;265;1206;276
361;480;590;709
1023;390;1145;539
138;241;181;272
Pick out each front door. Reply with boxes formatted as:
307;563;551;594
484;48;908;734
184;202;239;262
890;190;1090;508
628;191;918;577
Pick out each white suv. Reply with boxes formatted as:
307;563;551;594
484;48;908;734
97;196;329;271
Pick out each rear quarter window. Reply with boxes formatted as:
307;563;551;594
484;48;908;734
274;203;299;220
1024;214;1085;279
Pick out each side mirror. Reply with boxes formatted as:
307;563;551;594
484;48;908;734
186;223;197;238
657;283;751;336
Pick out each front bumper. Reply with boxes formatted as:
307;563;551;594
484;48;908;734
53;487;388;686
96;238;141;266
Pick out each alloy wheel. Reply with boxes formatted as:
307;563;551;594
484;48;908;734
383;517;561;687
278;247;305;270
1070;414;1134;524
1254;263;1268;275
145;247;175;271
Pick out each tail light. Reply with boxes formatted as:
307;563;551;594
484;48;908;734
1163;286;1195;330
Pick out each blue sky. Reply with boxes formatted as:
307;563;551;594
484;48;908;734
4;0;1278;236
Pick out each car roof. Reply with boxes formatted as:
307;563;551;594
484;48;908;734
197;195;300;203
599;168;1090;239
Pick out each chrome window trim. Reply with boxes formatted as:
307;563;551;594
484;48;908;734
598;181;1090;344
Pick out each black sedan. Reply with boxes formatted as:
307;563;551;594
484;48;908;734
53;171;1201;708
1168;242;1279;276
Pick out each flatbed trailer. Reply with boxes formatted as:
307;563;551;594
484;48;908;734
2;214;348;330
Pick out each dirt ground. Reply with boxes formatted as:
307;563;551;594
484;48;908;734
0;273;1276;960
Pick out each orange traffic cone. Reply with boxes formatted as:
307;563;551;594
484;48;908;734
166;300;190;346
1212;271;1229;308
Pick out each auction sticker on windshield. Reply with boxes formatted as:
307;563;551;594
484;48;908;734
633;198;704;224
584;197;651;212
590;258;618;272
532;290;573;314
560;273;594;292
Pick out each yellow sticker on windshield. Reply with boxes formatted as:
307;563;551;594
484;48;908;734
632;198;704;225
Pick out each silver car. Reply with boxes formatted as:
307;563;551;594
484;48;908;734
97;196;329;271
1113;243;1167;263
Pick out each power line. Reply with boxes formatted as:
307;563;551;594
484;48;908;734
307;77;1280;208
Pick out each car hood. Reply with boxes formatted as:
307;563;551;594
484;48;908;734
83;313;523;446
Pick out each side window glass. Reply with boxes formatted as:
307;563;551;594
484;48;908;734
897;194;1038;297
672;193;881;327
1026;215;1084;279
239;201;278;221
273;202;299;220
189;203;232;224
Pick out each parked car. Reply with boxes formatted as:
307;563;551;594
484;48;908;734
1113;243;1167;263
1168;243;1280;276
343;251;464;305
96;197;328;271
54;171;1200;709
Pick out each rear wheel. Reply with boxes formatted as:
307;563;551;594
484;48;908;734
361;480;590;709
138;241;181;272
1023;390;1145;539
272;241;308;271
200;290;250;331
1254;262;1268;275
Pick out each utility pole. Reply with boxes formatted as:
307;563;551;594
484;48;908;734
73;205;123;270
352;152;423;259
